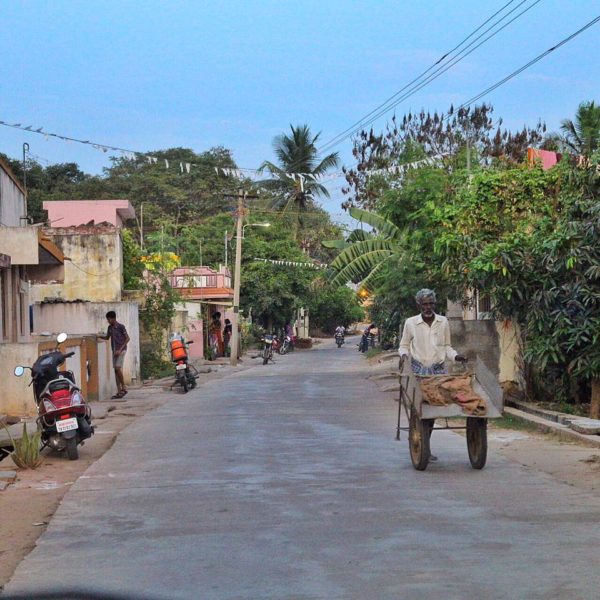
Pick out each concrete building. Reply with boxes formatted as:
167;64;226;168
0;156;70;416
169;266;234;359
28;200;141;389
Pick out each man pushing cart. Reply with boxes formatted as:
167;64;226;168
397;289;503;470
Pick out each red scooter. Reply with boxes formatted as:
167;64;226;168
14;333;94;460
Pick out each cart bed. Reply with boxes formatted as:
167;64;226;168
399;357;503;419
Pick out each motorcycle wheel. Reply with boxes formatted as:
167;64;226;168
181;377;188;393
66;437;78;460
262;347;269;365
189;376;197;389
280;344;288;355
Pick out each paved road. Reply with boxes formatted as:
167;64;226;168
6;339;600;599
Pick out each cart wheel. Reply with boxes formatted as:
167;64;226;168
466;417;487;469
409;410;430;471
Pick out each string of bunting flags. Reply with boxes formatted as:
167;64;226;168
0;118;444;181
254;258;328;269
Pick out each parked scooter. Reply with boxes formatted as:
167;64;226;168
13;332;94;460
170;333;198;393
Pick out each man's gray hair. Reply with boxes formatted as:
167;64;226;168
415;288;436;303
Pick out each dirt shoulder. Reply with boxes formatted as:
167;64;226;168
0;357;259;591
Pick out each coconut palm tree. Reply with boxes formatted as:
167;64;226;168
560;101;600;156
260;125;340;235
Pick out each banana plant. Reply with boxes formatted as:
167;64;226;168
321;227;371;251
326;207;407;291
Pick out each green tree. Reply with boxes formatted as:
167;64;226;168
307;282;364;334
560;100;600;156
240;220;316;329
428;157;600;415
342;103;545;210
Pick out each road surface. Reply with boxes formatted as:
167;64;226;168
5;338;600;599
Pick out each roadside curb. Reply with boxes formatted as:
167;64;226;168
503;406;600;448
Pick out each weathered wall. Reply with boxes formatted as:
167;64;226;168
29;230;122;303
31;301;140;386
177;302;204;358
0;166;25;227
0;227;39;264
0;337;118;418
0;343;40;416
449;318;519;384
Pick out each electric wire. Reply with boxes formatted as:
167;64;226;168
456;15;600;110
266;0;539;177
318;0;542;154
317;0;521;153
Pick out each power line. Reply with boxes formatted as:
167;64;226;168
457;15;600;110
317;0;520;153
318;0;542;154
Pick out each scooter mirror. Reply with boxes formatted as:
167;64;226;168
14;366;25;377
56;332;68;344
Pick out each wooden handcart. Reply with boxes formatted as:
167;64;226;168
396;357;503;471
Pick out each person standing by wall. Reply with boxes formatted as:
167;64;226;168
99;310;130;399
223;318;232;357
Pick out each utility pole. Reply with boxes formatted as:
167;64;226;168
230;189;245;366
224;230;228;268
139;203;144;250
22;143;29;223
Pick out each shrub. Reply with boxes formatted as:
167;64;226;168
3;423;43;469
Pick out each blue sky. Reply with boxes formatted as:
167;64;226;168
0;0;598;220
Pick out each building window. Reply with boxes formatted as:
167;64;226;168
477;292;493;319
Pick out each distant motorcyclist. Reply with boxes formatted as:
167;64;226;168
334;325;346;347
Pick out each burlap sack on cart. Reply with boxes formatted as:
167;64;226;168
420;374;486;416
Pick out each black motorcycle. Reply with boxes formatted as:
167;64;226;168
261;334;275;365
13;333;94;460
335;332;345;348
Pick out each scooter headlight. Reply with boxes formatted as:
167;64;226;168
43;399;56;412
71;391;84;406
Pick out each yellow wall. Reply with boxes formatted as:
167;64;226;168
30;232;122;303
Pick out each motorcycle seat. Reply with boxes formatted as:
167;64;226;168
48;378;71;392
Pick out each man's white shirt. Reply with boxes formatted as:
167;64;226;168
398;313;457;366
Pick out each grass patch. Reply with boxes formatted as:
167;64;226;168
365;347;383;359
490;414;539;432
